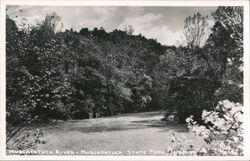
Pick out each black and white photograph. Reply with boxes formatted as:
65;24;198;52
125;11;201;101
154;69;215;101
0;0;249;160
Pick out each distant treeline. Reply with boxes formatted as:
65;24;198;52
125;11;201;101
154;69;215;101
6;7;243;125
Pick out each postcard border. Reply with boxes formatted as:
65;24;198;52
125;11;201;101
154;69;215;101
0;0;249;160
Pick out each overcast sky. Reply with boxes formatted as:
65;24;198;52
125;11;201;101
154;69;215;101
7;5;217;46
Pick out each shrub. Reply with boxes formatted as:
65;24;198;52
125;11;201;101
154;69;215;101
167;100;243;156
7;128;45;151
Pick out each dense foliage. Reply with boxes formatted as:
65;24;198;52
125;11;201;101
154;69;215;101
6;13;161;124
168;100;243;156
6;6;243;126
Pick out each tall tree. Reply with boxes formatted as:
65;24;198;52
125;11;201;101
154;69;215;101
184;12;211;47
207;6;243;103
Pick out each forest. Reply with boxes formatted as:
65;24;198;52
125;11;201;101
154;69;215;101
6;6;244;155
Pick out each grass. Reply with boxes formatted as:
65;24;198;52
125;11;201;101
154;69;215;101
12;111;204;155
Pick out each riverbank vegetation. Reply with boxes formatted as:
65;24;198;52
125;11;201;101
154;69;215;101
6;6;243;155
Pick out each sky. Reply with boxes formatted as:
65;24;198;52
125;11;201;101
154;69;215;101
7;5;217;46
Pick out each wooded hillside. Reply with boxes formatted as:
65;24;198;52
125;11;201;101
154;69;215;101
6;6;243;125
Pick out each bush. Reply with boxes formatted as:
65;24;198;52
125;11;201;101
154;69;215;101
7;128;45;151
167;100;243;156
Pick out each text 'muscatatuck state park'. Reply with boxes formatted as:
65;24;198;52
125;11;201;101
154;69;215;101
6;6;243;156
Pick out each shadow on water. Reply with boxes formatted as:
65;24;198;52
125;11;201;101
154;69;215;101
131;120;188;133
66;119;188;133
134;111;166;118
68;124;144;133
30;111;188;133
106;110;165;118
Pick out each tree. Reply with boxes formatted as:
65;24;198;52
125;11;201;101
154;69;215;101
164;7;243;123
124;25;134;35
206;7;243;103
212;7;243;50
6;15;48;151
184;12;211;48
161;47;222;123
79;28;89;36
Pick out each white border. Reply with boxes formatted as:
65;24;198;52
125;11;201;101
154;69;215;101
0;0;249;160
